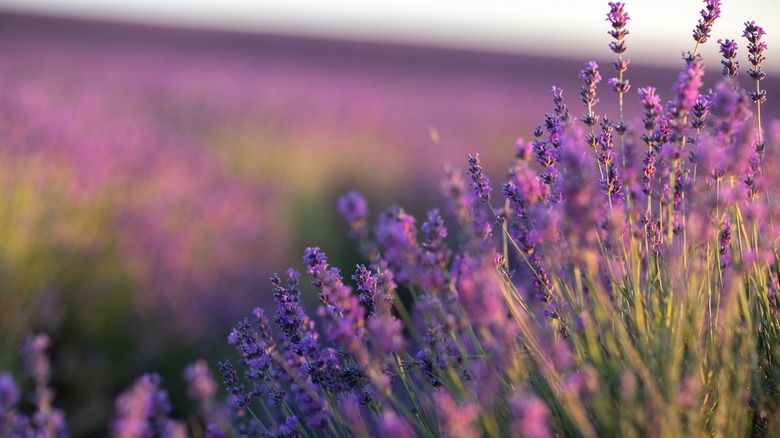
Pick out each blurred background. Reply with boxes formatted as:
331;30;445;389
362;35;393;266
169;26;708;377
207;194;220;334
0;0;777;435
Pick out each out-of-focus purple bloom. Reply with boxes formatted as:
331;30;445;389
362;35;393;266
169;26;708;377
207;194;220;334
269;416;300;438
375;208;422;284
441;167;471;223
184;359;218;406
511;393;551;438
183;360;227;433
433;391;481;438
0;373;19;414
21;334;51;389
338;190;377;258
367;316;405;355
692;0;721;44
671;55;705;116
451;254;506;325
466;153;492;202
20;333;69;438
338;190;369;233
112;373;183;438
378;411;414;438
718;38;739;78
204;423;226;438
420;209;452;291
416;322;461;387
667;54;705;146
292;381;329;429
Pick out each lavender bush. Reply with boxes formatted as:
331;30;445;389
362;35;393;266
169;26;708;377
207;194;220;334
2;1;780;437
216;1;780;437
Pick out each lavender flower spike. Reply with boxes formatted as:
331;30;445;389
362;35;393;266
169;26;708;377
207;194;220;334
744;21;767;102
692;0;722;45
718;38;739;78
606;2;630;55
467;153;491;202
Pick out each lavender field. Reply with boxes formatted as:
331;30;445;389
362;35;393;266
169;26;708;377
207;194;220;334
2;1;780;436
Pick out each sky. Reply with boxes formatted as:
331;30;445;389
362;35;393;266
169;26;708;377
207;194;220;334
0;0;778;72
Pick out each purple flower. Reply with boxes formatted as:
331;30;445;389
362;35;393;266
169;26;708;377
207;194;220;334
691;95;710;130
692;0;722;44
374;207;422;284
719;213;732;268
183;360;218;405
292;381;329;429
745;152;762;200
451;254;506;325
218;361;250;408
433;391;481;438
269;416;300;438
378;411;413;438
550;86;571;124
743;21;768;102
671;55;705;114
338;190;377;258
641;150;657;196
466;153;492;202
21;334;51;389
596;119;624;202
718;38;739;78
415;322;461;387
420;209;452;291
367;315;406;355
638;87;668;152
511;393;551;438
645;215;664;257
608;77;631;94
228;318;275;390
112;373;183;438
0;373;19;414
606;2;630;55
441;167;471;222
304;247;369;365
353;264;380;314
533;114;563;203
579;61;601;123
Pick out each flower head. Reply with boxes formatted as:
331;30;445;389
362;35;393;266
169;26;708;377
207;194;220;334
692;0;722;44
466;153;491;202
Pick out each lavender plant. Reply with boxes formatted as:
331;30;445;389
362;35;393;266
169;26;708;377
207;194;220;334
1;1;779;437
216;2;780;437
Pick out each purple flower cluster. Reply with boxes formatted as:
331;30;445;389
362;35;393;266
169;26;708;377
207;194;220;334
112;373;186;438
6;2;779;437
718;38;739;78
466;153;492;202
692;0;722;44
